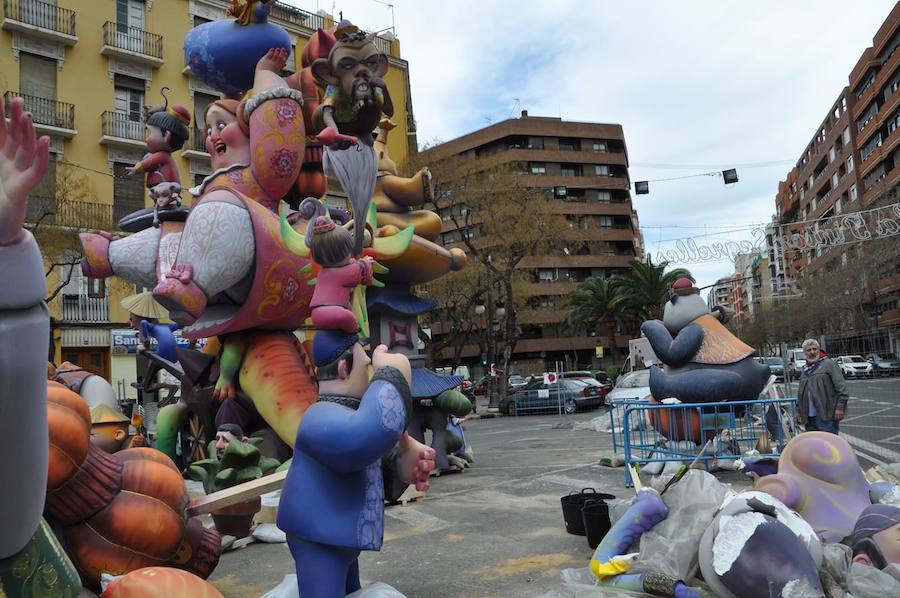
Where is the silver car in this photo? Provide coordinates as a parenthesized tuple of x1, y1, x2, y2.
(866, 353, 900, 376)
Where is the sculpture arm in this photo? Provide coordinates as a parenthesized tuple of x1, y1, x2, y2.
(641, 320, 703, 367)
(246, 88, 305, 202)
(133, 152, 172, 175)
(0, 230, 49, 559)
(297, 367, 410, 473)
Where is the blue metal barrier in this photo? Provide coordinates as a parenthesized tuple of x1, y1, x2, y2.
(621, 397, 798, 487)
(608, 399, 653, 453)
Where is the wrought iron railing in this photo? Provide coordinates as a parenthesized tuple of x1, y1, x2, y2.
(25, 196, 115, 229)
(102, 20, 162, 59)
(190, 127, 209, 153)
(101, 110, 144, 142)
(3, 91, 74, 130)
(269, 1, 324, 30)
(2, 0, 76, 36)
(61, 294, 108, 322)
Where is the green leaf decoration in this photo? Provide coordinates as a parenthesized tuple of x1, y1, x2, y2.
(435, 389, 473, 417)
(276, 458, 293, 473)
(259, 457, 281, 476)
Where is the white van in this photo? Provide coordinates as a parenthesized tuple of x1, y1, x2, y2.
(787, 348, 806, 378)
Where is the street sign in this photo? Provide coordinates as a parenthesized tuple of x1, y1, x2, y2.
(595, 346, 604, 358)
(543, 371, 558, 385)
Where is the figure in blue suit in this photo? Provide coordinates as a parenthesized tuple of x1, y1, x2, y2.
(277, 330, 435, 597)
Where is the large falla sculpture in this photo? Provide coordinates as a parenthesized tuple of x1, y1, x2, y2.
(74, 6, 462, 594)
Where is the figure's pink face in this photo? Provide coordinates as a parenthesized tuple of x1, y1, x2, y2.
(205, 105, 250, 171)
(145, 124, 169, 153)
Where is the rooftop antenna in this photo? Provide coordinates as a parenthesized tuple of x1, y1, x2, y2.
(508, 97, 520, 119)
(371, 0, 395, 34)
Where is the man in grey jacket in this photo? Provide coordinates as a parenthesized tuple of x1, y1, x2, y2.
(797, 338, 848, 434)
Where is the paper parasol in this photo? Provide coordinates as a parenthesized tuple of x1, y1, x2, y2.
(121, 292, 170, 320)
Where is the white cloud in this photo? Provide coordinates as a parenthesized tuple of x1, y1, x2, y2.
(285, 0, 896, 288)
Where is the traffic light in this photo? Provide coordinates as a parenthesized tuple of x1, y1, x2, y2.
(481, 354, 488, 366)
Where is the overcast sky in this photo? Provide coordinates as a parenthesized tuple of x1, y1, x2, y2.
(287, 0, 897, 292)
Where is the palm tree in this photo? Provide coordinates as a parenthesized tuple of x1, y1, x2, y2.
(563, 275, 629, 362)
(613, 257, 692, 322)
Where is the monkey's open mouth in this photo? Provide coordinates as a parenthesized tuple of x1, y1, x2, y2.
(355, 81, 370, 95)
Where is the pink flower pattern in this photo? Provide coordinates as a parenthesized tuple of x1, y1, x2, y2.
(270, 149, 298, 178)
(274, 100, 298, 126)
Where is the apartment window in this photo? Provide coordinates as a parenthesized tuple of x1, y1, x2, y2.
(441, 230, 462, 244)
(888, 72, 900, 100)
(193, 15, 211, 27)
(860, 133, 882, 161)
(857, 101, 878, 132)
(116, 0, 145, 31)
(863, 164, 886, 190)
(591, 164, 609, 176)
(596, 190, 611, 202)
(828, 147, 836, 162)
(842, 127, 851, 146)
(592, 141, 607, 152)
(538, 268, 557, 282)
(193, 91, 217, 148)
(889, 110, 900, 135)
(554, 186, 567, 198)
(19, 52, 57, 101)
(811, 197, 817, 212)
(847, 155, 854, 173)
(850, 183, 858, 201)
(559, 139, 579, 151)
(835, 196, 843, 214)
(529, 163, 547, 175)
(855, 69, 877, 99)
(831, 172, 839, 188)
(527, 137, 544, 150)
(113, 162, 145, 222)
(598, 216, 613, 228)
(560, 165, 581, 177)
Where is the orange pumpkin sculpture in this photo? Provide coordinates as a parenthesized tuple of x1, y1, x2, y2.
(101, 566, 224, 598)
(45, 385, 221, 589)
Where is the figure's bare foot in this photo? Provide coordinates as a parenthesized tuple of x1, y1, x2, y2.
(213, 377, 237, 402)
(256, 47, 288, 74)
(397, 432, 436, 492)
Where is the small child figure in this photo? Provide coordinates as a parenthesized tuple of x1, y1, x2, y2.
(308, 215, 374, 333)
(125, 93, 191, 227)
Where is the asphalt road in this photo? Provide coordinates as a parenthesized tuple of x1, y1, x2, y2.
(805, 376, 900, 466)
(208, 404, 758, 597)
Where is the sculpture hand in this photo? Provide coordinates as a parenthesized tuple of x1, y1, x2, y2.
(397, 432, 436, 492)
(371, 344, 411, 386)
(0, 97, 50, 245)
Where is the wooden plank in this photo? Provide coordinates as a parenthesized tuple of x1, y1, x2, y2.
(187, 470, 288, 517)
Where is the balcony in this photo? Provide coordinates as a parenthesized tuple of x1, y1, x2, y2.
(1, 0, 77, 45)
(268, 1, 325, 30)
(99, 111, 146, 149)
(3, 91, 75, 137)
(25, 196, 115, 229)
(100, 21, 162, 67)
(61, 294, 108, 323)
(182, 128, 210, 161)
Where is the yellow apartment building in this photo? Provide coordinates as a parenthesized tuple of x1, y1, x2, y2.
(0, 0, 416, 394)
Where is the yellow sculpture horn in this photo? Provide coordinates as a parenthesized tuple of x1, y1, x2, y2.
(280, 213, 309, 258)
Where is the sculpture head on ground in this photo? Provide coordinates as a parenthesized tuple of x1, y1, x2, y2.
(852, 504, 900, 569)
(756, 431, 871, 542)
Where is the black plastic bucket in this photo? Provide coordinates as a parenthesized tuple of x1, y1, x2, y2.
(561, 488, 609, 535)
(582, 496, 615, 549)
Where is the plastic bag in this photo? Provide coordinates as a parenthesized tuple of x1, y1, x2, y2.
(252, 523, 286, 543)
(631, 470, 730, 579)
(846, 562, 900, 598)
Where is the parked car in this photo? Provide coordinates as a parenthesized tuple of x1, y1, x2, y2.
(560, 370, 594, 379)
(866, 353, 900, 376)
(605, 369, 652, 405)
(563, 375, 611, 400)
(835, 355, 874, 378)
(507, 374, 529, 392)
(754, 356, 785, 382)
(592, 370, 614, 393)
(499, 379, 604, 415)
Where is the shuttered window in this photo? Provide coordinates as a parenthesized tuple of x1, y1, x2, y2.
(113, 162, 146, 222)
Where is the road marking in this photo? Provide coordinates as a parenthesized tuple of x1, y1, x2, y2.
(385, 507, 450, 531)
(856, 398, 874, 402)
(876, 402, 895, 407)
(841, 432, 900, 465)
(477, 425, 555, 436)
(842, 407, 893, 423)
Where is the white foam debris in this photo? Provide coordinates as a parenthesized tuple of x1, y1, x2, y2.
(713, 511, 767, 576)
